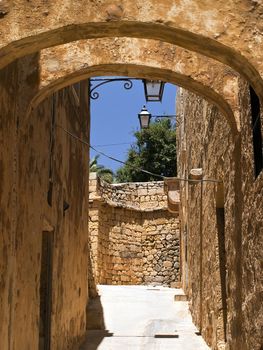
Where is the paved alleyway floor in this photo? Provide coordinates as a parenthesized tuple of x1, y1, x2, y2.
(80, 285, 210, 350)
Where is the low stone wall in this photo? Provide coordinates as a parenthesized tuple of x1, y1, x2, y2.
(89, 174, 180, 287)
(97, 177, 167, 211)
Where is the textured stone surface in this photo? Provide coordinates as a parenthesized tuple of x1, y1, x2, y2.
(97, 177, 167, 211)
(0, 65, 90, 349)
(33, 38, 239, 134)
(0, 59, 18, 350)
(176, 83, 263, 350)
(0, 3, 262, 350)
(0, 0, 263, 102)
(89, 174, 180, 287)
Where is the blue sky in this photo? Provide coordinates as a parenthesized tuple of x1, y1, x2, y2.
(90, 77, 177, 173)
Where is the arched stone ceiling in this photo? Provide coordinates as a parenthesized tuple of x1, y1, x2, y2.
(28, 38, 240, 135)
(0, 1, 262, 100)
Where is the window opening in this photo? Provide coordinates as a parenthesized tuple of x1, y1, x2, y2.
(249, 86, 263, 178)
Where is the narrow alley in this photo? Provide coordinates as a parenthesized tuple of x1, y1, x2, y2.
(0, 2, 262, 350)
(81, 285, 210, 350)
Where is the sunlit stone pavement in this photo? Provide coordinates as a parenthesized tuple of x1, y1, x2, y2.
(80, 285, 210, 350)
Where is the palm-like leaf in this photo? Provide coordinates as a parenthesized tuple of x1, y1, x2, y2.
(89, 155, 114, 183)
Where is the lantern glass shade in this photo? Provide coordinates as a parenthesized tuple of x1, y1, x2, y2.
(138, 106, 151, 129)
(143, 80, 165, 102)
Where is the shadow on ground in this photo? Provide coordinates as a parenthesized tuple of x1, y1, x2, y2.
(80, 295, 111, 350)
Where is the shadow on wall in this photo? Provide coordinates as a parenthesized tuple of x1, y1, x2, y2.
(88, 244, 98, 299)
(216, 183, 227, 343)
(86, 295, 106, 331)
(81, 295, 112, 350)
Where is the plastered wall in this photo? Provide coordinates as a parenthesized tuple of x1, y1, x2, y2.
(0, 59, 90, 350)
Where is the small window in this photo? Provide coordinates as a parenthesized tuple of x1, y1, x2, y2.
(249, 86, 263, 178)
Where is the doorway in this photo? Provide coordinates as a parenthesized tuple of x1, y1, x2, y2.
(39, 230, 54, 350)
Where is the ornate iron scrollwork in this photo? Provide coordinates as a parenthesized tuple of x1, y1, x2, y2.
(90, 78, 134, 100)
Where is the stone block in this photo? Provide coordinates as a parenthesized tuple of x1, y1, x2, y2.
(163, 261, 173, 268)
(170, 281, 182, 289)
(174, 294, 188, 302)
(138, 189, 148, 196)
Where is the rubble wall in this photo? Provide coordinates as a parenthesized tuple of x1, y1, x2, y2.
(89, 176, 180, 287)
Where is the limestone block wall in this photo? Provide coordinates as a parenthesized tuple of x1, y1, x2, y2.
(98, 178, 167, 210)
(141, 212, 180, 285)
(176, 83, 263, 350)
(96, 205, 143, 285)
(89, 175, 180, 287)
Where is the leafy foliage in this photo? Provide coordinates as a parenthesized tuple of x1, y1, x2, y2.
(116, 119, 176, 182)
(89, 155, 114, 183)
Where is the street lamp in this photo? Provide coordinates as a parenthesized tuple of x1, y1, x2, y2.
(138, 105, 177, 129)
(143, 80, 165, 102)
(90, 78, 165, 102)
(138, 106, 152, 129)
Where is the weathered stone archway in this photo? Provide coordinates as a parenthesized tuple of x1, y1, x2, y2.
(0, 3, 262, 350)
(29, 38, 240, 135)
(27, 37, 245, 350)
(0, 1, 263, 99)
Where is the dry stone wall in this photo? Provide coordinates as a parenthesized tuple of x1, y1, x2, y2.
(98, 178, 167, 211)
(89, 174, 180, 288)
(141, 212, 180, 285)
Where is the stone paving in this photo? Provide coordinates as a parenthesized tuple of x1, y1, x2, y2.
(80, 285, 210, 350)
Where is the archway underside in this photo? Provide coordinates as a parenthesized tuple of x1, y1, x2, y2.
(30, 38, 240, 135)
(0, 9, 263, 101)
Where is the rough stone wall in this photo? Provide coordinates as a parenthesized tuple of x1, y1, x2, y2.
(37, 37, 239, 133)
(98, 178, 167, 210)
(177, 83, 263, 350)
(238, 81, 263, 350)
(0, 58, 90, 350)
(89, 175, 180, 287)
(141, 211, 180, 286)
(1, 0, 263, 96)
(96, 204, 143, 285)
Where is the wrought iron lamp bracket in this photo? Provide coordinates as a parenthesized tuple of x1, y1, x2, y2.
(90, 78, 139, 100)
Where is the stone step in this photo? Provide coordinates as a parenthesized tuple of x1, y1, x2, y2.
(174, 294, 188, 301)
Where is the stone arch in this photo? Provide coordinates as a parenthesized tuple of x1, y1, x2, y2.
(0, 1, 263, 99)
(28, 38, 239, 135)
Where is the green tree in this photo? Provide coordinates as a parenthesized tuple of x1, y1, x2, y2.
(116, 119, 176, 182)
(89, 155, 114, 183)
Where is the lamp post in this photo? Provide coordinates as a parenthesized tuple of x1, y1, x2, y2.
(138, 105, 178, 129)
(90, 78, 165, 102)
